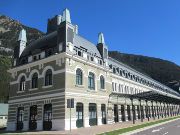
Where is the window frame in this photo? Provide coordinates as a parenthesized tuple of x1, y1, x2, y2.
(100, 75, 105, 90)
(45, 69, 53, 86)
(88, 72, 95, 90)
(76, 68, 83, 85)
(31, 72, 38, 89)
(19, 76, 26, 91)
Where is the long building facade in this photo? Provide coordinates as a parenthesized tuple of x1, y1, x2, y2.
(7, 9, 180, 131)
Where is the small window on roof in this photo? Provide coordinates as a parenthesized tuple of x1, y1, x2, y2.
(78, 51, 82, 56)
(33, 56, 37, 61)
(113, 67, 116, 73)
(91, 56, 93, 61)
(99, 60, 102, 65)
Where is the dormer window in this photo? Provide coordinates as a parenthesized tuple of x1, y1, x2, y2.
(116, 68, 119, 73)
(99, 60, 102, 65)
(90, 57, 93, 61)
(78, 51, 82, 56)
(113, 67, 116, 73)
(33, 56, 37, 61)
(46, 48, 53, 57)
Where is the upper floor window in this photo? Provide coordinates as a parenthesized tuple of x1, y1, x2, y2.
(20, 76, 26, 91)
(113, 68, 116, 73)
(45, 69, 52, 86)
(32, 73, 38, 89)
(76, 68, 83, 85)
(88, 72, 95, 90)
(78, 51, 82, 56)
(100, 75, 105, 89)
(90, 57, 94, 61)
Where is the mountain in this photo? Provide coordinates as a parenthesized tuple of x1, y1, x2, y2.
(0, 15, 44, 102)
(0, 15, 179, 102)
(109, 51, 180, 92)
(0, 15, 44, 56)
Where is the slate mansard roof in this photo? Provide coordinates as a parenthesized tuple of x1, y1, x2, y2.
(21, 31, 57, 57)
(20, 31, 101, 58)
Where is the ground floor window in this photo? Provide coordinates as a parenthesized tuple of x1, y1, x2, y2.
(137, 105, 140, 119)
(154, 106, 157, 117)
(17, 107, 24, 130)
(121, 105, 125, 121)
(140, 106, 144, 119)
(89, 103, 97, 126)
(148, 106, 151, 118)
(101, 104, 106, 124)
(29, 105, 37, 130)
(76, 103, 83, 128)
(127, 105, 131, 121)
(145, 106, 148, 118)
(114, 104, 119, 122)
(43, 104, 52, 130)
(132, 105, 136, 120)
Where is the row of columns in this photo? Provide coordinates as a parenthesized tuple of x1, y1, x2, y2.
(113, 101, 180, 124)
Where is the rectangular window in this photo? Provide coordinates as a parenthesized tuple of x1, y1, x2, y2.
(112, 82, 114, 91)
(115, 83, 117, 92)
(119, 84, 121, 93)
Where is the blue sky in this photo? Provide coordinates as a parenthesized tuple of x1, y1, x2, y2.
(1, 0, 180, 65)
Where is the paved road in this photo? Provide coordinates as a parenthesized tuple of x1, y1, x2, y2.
(132, 119, 180, 135)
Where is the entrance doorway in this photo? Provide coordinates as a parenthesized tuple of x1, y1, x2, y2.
(101, 104, 106, 124)
(121, 105, 125, 121)
(114, 104, 119, 122)
(127, 105, 131, 121)
(17, 107, 24, 130)
(76, 103, 83, 128)
(137, 105, 140, 119)
(29, 105, 37, 130)
(89, 103, 97, 126)
(43, 104, 52, 130)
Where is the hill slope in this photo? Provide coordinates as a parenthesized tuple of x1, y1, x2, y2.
(109, 51, 180, 92)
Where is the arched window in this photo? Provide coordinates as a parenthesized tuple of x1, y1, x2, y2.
(45, 69, 52, 86)
(88, 72, 95, 90)
(20, 76, 25, 91)
(32, 73, 38, 89)
(100, 75, 105, 89)
(76, 68, 83, 85)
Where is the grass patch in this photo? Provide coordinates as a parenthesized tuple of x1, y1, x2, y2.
(99, 116, 180, 135)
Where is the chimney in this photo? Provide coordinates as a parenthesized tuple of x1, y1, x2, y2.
(97, 32, 108, 60)
(98, 32, 105, 44)
(47, 15, 62, 33)
(18, 29, 27, 57)
(18, 29, 27, 43)
(62, 8, 71, 23)
(57, 15, 62, 25)
(75, 25, 78, 34)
